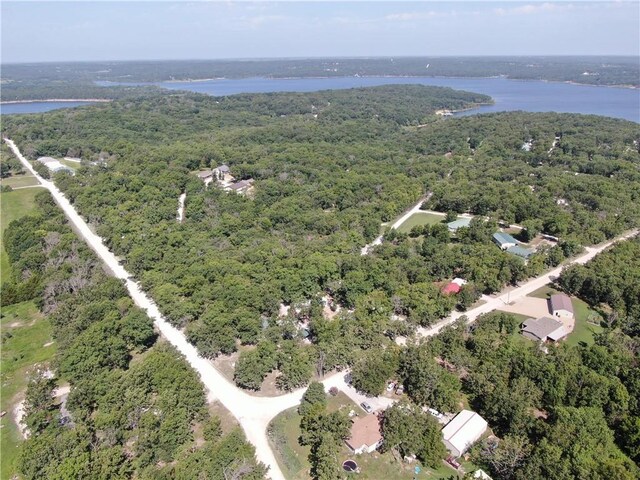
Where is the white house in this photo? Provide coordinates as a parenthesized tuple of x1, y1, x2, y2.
(37, 157, 74, 175)
(441, 410, 488, 457)
(549, 294, 574, 319)
(345, 414, 383, 454)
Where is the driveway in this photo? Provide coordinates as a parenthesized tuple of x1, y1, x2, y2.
(500, 297, 550, 319)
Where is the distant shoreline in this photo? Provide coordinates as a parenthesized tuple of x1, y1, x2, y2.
(0, 98, 112, 105)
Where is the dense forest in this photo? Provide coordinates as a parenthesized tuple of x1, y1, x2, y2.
(2, 87, 639, 395)
(1, 56, 638, 101)
(2, 190, 265, 479)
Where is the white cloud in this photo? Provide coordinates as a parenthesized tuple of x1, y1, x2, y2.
(384, 11, 440, 22)
(494, 2, 575, 16)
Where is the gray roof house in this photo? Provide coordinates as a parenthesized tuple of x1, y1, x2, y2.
(521, 317, 568, 342)
(493, 232, 519, 250)
(447, 217, 472, 232)
(549, 294, 574, 318)
(506, 245, 534, 260)
(228, 179, 254, 193)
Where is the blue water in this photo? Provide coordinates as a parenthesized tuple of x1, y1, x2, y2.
(4, 77, 639, 121)
(0, 101, 95, 115)
(98, 76, 640, 122)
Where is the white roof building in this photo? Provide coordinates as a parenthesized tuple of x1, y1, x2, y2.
(441, 410, 488, 457)
(37, 157, 74, 175)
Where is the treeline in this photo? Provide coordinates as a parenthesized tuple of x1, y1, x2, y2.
(3, 56, 638, 86)
(0, 141, 24, 179)
(3, 190, 265, 479)
(559, 236, 640, 333)
(1, 90, 638, 391)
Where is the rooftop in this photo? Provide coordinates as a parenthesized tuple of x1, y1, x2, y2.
(506, 245, 534, 259)
(441, 409, 488, 456)
(522, 316, 568, 341)
(447, 217, 472, 230)
(346, 414, 382, 450)
(493, 232, 518, 245)
(550, 293, 574, 314)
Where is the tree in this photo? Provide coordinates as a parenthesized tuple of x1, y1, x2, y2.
(299, 381, 327, 417)
(351, 348, 399, 396)
(310, 432, 341, 480)
(23, 371, 57, 434)
(478, 435, 531, 480)
(381, 402, 447, 468)
(400, 345, 461, 411)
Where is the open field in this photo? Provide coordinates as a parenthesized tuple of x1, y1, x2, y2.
(1, 187, 41, 278)
(0, 174, 40, 189)
(1, 187, 55, 480)
(1, 301, 56, 480)
(396, 211, 446, 233)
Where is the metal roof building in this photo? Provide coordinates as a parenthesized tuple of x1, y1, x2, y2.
(441, 410, 488, 457)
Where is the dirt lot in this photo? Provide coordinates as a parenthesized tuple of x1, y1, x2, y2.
(500, 296, 550, 318)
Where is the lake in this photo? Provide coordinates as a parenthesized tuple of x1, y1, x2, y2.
(98, 76, 640, 122)
(5, 77, 640, 121)
(0, 101, 96, 115)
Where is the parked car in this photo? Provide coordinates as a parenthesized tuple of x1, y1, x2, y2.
(427, 407, 443, 419)
(386, 381, 395, 392)
(446, 456, 461, 469)
(395, 385, 404, 395)
(344, 372, 352, 384)
(360, 402, 373, 413)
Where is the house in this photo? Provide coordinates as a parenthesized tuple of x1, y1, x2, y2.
(521, 316, 568, 342)
(492, 232, 518, 250)
(442, 282, 462, 295)
(473, 470, 493, 480)
(346, 414, 383, 454)
(197, 170, 213, 180)
(228, 179, 254, 194)
(447, 217, 472, 232)
(549, 294, 574, 318)
(441, 410, 487, 457)
(37, 157, 74, 175)
(213, 164, 231, 180)
(506, 245, 534, 260)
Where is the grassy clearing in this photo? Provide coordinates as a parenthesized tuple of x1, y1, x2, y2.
(527, 285, 603, 346)
(1, 302, 56, 480)
(0, 175, 40, 189)
(58, 158, 80, 170)
(1, 189, 54, 480)
(396, 212, 446, 234)
(1, 188, 41, 279)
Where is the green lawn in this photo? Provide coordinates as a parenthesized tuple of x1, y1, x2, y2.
(396, 212, 447, 234)
(1, 188, 41, 279)
(528, 285, 604, 346)
(1, 302, 56, 480)
(0, 175, 40, 189)
(1, 188, 54, 480)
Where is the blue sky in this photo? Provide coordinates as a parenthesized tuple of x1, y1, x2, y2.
(2, 1, 638, 63)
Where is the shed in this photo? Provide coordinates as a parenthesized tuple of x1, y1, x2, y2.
(346, 414, 383, 455)
(549, 294, 574, 318)
(441, 410, 487, 457)
(521, 317, 568, 342)
(492, 232, 518, 250)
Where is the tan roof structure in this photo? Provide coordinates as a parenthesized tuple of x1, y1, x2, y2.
(345, 414, 382, 453)
(521, 317, 568, 342)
